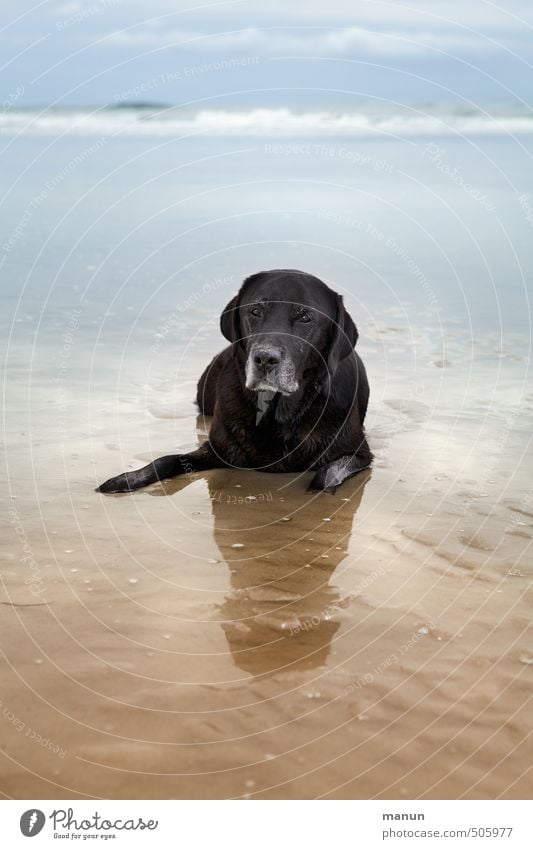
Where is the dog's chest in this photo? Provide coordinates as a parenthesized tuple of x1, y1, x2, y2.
(253, 406, 309, 467)
(255, 390, 277, 426)
(225, 389, 321, 468)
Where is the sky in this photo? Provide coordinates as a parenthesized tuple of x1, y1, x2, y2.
(1, 0, 533, 109)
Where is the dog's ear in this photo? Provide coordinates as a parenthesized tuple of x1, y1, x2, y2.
(220, 295, 241, 355)
(327, 294, 358, 376)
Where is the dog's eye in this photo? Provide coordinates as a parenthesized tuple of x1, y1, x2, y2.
(297, 311, 312, 323)
(250, 307, 262, 317)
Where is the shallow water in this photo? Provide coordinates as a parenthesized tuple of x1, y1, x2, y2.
(1, 125, 532, 798)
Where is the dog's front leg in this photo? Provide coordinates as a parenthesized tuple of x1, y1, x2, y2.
(96, 441, 222, 493)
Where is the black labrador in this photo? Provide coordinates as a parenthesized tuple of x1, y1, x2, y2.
(96, 269, 372, 494)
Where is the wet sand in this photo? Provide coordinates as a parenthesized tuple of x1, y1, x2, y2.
(1, 321, 532, 799)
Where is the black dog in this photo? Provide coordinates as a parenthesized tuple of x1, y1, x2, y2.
(96, 269, 372, 494)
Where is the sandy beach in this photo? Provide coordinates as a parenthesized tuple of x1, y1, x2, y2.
(2, 295, 532, 798)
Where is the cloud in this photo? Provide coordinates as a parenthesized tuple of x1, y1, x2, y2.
(102, 25, 506, 56)
(121, 0, 533, 30)
(54, 1, 84, 13)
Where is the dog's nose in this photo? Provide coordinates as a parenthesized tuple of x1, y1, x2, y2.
(253, 349, 280, 368)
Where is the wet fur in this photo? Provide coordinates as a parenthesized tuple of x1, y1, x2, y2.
(97, 270, 372, 494)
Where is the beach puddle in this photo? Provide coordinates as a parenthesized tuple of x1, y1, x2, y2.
(1, 371, 532, 799)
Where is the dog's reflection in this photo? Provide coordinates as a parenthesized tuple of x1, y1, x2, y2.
(150, 421, 370, 677)
(206, 471, 369, 677)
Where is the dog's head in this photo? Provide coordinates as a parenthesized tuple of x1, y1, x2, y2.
(220, 269, 358, 395)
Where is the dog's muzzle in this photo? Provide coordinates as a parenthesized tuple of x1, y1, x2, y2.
(245, 345, 299, 395)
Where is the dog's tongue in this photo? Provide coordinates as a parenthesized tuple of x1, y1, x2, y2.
(256, 389, 277, 425)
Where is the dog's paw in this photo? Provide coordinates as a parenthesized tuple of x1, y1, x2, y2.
(307, 468, 339, 494)
(95, 472, 134, 493)
(308, 458, 371, 494)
